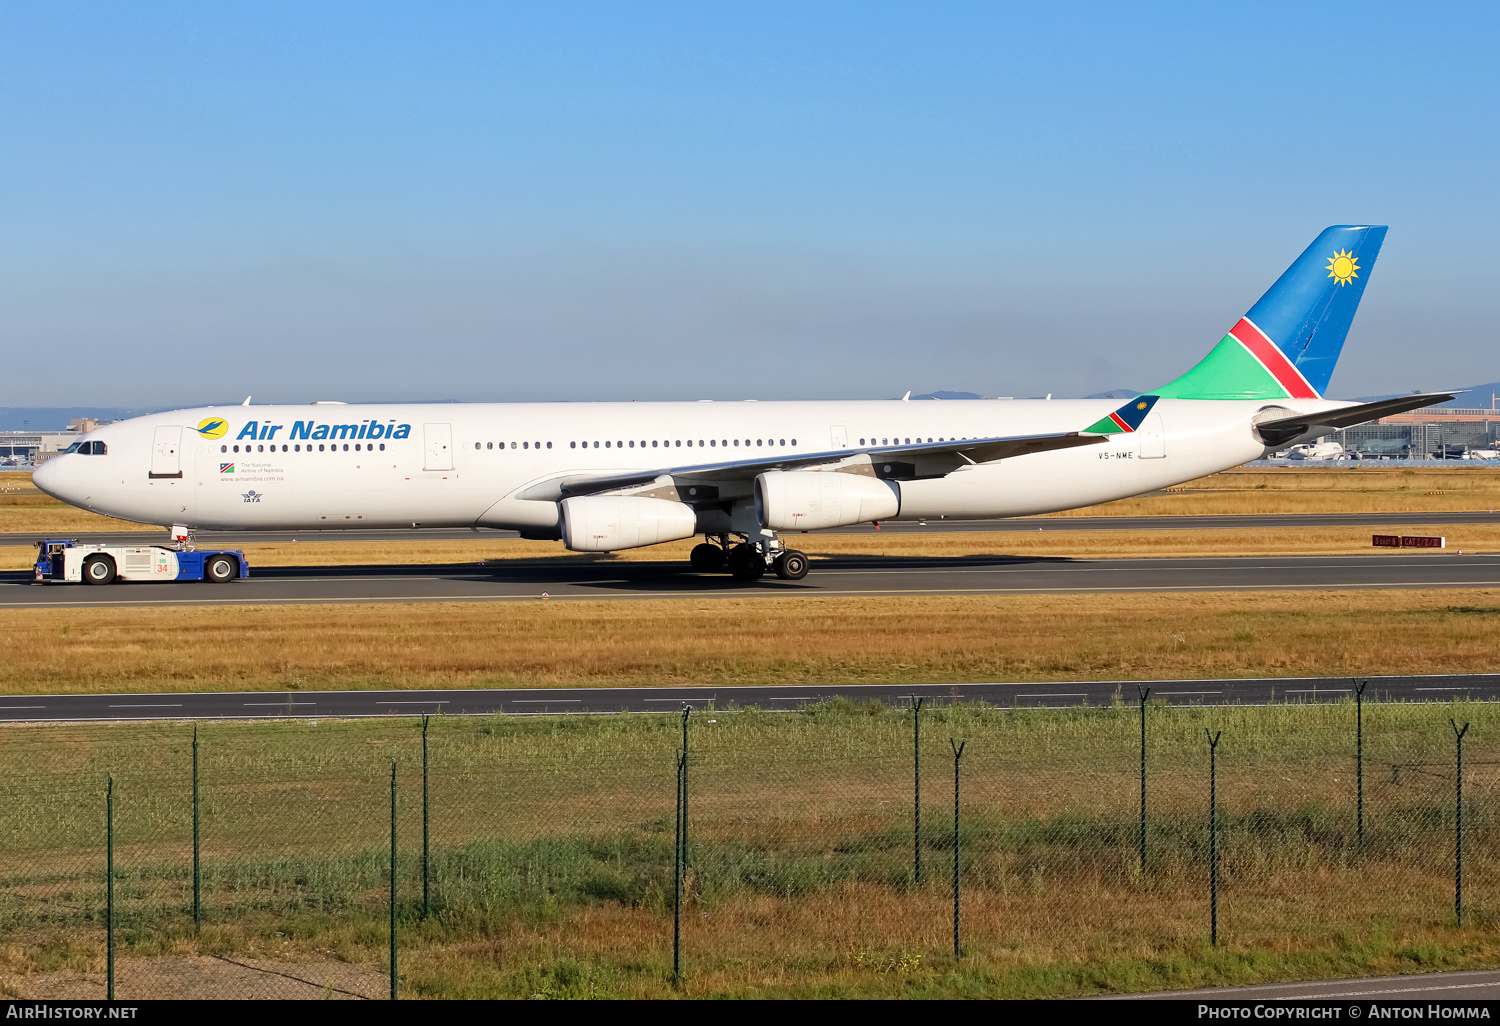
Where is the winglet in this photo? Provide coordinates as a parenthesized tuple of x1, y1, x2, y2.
(1084, 395, 1159, 435)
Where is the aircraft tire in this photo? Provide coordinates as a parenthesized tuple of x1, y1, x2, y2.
(82, 555, 116, 586)
(728, 545, 765, 582)
(689, 543, 725, 573)
(774, 550, 809, 580)
(205, 555, 239, 583)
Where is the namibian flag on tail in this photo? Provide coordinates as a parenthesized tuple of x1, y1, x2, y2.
(1149, 226, 1387, 402)
(1085, 395, 1160, 435)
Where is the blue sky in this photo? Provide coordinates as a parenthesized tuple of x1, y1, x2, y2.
(3, 2, 1496, 406)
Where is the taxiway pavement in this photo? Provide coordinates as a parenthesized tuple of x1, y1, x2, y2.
(0, 673, 1492, 722)
(4, 551, 1500, 608)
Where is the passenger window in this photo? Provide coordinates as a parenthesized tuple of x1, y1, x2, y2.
(283, 445, 288, 452)
(629, 440, 635, 447)
(652, 440, 658, 447)
(474, 442, 480, 450)
(379, 443, 386, 451)
(710, 439, 716, 446)
(675, 440, 681, 447)
(524, 442, 530, 449)
(546, 441, 552, 449)
(779, 439, 785, 446)
(221, 445, 228, 453)
(570, 441, 576, 448)
(791, 438, 796, 446)
(343, 444, 349, 451)
(318, 444, 325, 451)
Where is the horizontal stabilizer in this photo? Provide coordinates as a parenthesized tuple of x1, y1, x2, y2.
(517, 432, 1107, 501)
(1254, 391, 1460, 447)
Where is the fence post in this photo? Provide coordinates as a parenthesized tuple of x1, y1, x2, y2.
(192, 725, 201, 928)
(680, 705, 691, 868)
(913, 696, 924, 884)
(1206, 730, 1221, 947)
(421, 715, 430, 919)
(1354, 679, 1367, 848)
(1452, 719, 1469, 926)
(106, 775, 114, 1001)
(1138, 686, 1150, 870)
(673, 748, 686, 984)
(389, 760, 398, 1001)
(951, 738, 966, 959)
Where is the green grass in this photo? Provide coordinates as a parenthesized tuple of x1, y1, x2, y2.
(4, 699, 1500, 997)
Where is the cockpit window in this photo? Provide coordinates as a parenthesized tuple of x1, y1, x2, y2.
(62, 442, 81, 454)
(89, 441, 106, 455)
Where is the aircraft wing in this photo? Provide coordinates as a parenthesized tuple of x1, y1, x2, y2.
(517, 431, 1107, 501)
(1254, 391, 1461, 447)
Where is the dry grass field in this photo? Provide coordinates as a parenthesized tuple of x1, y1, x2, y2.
(5, 589, 1500, 695)
(4, 703, 1500, 998)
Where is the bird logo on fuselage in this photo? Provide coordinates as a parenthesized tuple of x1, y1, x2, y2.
(195, 418, 228, 440)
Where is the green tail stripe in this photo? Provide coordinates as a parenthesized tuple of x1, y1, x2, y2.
(1084, 414, 1126, 434)
(1154, 336, 1292, 401)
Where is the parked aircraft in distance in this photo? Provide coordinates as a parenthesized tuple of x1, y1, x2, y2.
(35, 226, 1454, 581)
(1286, 440, 1354, 461)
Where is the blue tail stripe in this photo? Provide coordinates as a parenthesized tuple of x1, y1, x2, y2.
(1243, 225, 1387, 396)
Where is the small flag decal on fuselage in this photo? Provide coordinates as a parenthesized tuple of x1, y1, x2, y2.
(1084, 395, 1160, 435)
(220, 463, 235, 473)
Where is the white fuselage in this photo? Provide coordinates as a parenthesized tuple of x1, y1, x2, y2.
(32, 397, 1334, 537)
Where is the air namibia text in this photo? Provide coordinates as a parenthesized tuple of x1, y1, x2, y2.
(234, 421, 413, 442)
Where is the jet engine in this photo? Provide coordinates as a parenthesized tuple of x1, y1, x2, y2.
(755, 471, 900, 531)
(560, 495, 698, 552)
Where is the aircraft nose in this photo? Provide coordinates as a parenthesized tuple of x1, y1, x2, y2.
(31, 456, 72, 502)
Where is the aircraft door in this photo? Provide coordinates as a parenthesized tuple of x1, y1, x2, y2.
(830, 425, 848, 449)
(423, 423, 454, 471)
(150, 426, 183, 478)
(1138, 413, 1166, 459)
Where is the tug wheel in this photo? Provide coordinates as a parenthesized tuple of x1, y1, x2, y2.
(82, 555, 116, 586)
(205, 555, 239, 583)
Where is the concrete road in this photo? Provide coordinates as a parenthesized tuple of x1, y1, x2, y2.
(5, 510, 1499, 547)
(5, 551, 1500, 609)
(0, 673, 1493, 722)
(1109, 968, 1500, 1000)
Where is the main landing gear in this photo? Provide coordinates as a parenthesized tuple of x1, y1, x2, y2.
(691, 536, 809, 582)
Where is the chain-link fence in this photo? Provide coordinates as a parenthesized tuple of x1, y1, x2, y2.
(1, 694, 1497, 999)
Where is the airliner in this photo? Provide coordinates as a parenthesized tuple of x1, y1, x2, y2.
(33, 225, 1451, 581)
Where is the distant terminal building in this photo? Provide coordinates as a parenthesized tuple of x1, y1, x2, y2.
(0, 419, 112, 467)
(1329, 405, 1500, 459)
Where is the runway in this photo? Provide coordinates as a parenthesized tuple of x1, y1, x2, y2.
(0, 673, 1494, 722)
(1108, 968, 1500, 1000)
(4, 509, 1499, 547)
(4, 550, 1500, 608)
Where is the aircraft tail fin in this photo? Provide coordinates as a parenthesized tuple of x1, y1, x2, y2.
(1154, 225, 1387, 401)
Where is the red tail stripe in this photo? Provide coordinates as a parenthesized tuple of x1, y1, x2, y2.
(1229, 318, 1320, 399)
(1108, 411, 1133, 432)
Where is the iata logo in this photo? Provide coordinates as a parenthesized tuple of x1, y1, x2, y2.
(241, 490, 263, 503)
(195, 417, 229, 440)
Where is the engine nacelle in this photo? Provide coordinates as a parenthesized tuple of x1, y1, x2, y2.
(755, 471, 900, 530)
(561, 495, 698, 552)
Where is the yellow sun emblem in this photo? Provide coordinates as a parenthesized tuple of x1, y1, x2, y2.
(1326, 249, 1360, 286)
